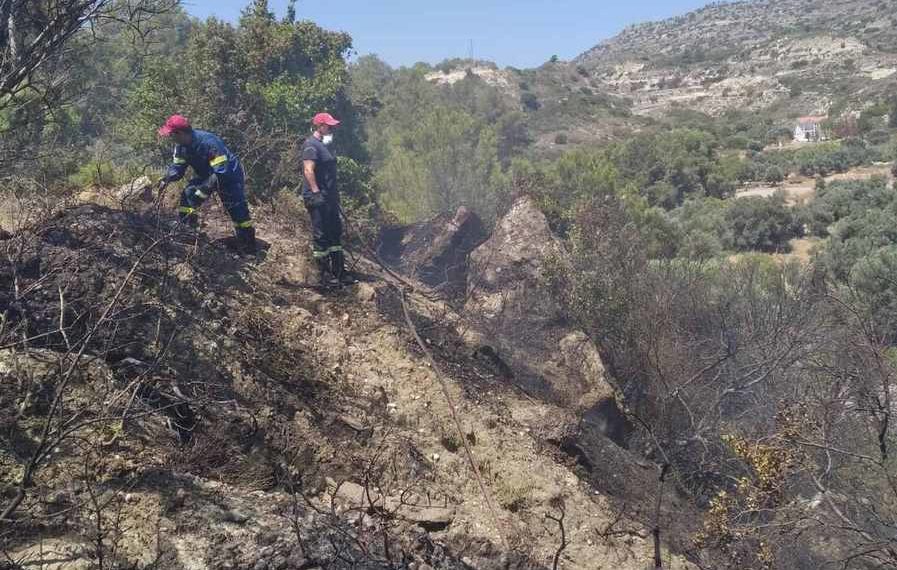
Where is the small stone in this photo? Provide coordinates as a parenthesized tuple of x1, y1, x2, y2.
(355, 282, 377, 303)
(46, 490, 72, 506)
(221, 509, 250, 524)
(272, 555, 288, 570)
(338, 414, 367, 432)
(252, 560, 268, 570)
(171, 488, 187, 509)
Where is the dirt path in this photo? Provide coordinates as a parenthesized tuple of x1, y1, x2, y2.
(735, 163, 893, 204)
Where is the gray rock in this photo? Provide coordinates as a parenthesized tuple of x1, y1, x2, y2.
(115, 176, 154, 203)
(169, 487, 188, 511)
(329, 479, 455, 530)
(354, 282, 377, 303)
(221, 508, 250, 524)
(466, 197, 565, 326)
(46, 490, 73, 506)
(461, 199, 622, 413)
(380, 206, 488, 297)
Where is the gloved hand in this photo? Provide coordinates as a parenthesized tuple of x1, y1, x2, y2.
(198, 173, 218, 193)
(185, 185, 203, 201)
(307, 191, 326, 208)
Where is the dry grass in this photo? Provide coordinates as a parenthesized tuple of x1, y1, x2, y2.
(735, 162, 894, 205)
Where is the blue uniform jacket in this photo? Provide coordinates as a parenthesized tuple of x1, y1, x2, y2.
(164, 129, 242, 186)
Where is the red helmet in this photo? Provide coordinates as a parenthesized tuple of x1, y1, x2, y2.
(158, 114, 191, 136)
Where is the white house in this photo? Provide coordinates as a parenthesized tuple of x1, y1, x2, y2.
(794, 116, 827, 142)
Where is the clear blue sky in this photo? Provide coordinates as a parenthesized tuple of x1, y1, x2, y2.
(180, 0, 712, 68)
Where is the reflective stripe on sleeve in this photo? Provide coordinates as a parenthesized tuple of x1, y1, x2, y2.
(234, 220, 254, 228)
(209, 155, 227, 167)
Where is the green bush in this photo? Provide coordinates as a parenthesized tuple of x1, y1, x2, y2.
(865, 128, 891, 146)
(849, 246, 897, 338)
(521, 92, 541, 111)
(764, 165, 785, 185)
(812, 178, 897, 282)
(374, 105, 509, 224)
(67, 160, 144, 188)
(725, 194, 801, 252)
(802, 178, 892, 237)
(611, 128, 737, 208)
(672, 197, 729, 259)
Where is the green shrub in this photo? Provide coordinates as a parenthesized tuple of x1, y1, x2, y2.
(725, 194, 801, 252)
(521, 92, 541, 111)
(764, 166, 785, 185)
(67, 160, 143, 188)
(673, 197, 729, 259)
(811, 178, 897, 278)
(849, 245, 897, 341)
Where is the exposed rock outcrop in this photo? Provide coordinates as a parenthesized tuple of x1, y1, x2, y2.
(464, 197, 621, 421)
(77, 175, 154, 207)
(379, 206, 487, 297)
(466, 197, 564, 327)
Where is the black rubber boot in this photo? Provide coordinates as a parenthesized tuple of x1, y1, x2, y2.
(330, 250, 354, 286)
(178, 212, 199, 229)
(235, 226, 257, 255)
(316, 257, 336, 288)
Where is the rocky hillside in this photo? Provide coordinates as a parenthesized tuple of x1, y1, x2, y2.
(575, 0, 897, 118)
(0, 186, 695, 569)
(422, 1, 897, 152)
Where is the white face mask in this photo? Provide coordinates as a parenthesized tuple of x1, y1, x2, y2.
(322, 134, 334, 145)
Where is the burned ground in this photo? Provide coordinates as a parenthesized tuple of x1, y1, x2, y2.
(0, 196, 694, 569)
